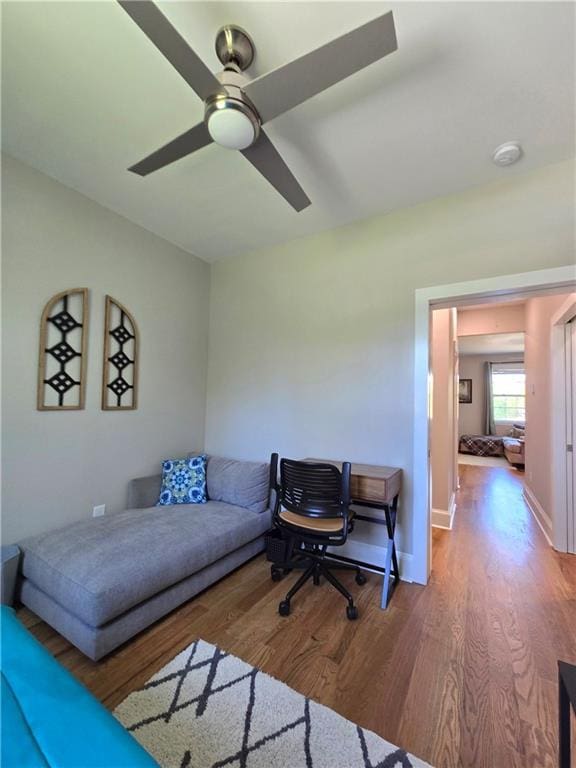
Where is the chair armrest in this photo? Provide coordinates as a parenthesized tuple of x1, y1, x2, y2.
(127, 474, 162, 509)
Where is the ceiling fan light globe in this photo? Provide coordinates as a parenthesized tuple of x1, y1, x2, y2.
(206, 101, 258, 150)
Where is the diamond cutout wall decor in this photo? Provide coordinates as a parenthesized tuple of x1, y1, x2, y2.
(102, 296, 139, 410)
(37, 288, 89, 410)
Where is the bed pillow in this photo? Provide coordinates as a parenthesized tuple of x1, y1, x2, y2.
(157, 455, 207, 506)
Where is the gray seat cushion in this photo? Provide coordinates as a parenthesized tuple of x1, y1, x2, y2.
(206, 456, 270, 513)
(19, 502, 271, 628)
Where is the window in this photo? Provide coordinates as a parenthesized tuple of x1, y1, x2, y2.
(491, 364, 525, 422)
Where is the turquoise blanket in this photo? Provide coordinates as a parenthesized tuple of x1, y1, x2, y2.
(0, 606, 158, 767)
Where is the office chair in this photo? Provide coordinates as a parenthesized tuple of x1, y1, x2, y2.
(270, 454, 366, 620)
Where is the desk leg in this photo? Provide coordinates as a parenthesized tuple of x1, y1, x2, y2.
(381, 535, 394, 610)
(385, 495, 400, 579)
(381, 495, 399, 610)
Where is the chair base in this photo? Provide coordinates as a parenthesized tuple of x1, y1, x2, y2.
(274, 558, 366, 620)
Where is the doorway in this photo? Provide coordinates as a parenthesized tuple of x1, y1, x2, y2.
(430, 302, 527, 537)
(412, 265, 576, 584)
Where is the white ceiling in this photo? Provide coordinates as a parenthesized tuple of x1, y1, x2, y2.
(2, 1, 574, 261)
(458, 332, 525, 356)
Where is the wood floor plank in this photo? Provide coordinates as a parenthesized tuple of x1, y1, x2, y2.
(16, 463, 576, 767)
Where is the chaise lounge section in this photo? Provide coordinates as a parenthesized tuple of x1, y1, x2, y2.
(17, 455, 273, 661)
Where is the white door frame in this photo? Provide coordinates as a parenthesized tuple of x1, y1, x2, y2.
(412, 265, 576, 585)
(551, 294, 576, 552)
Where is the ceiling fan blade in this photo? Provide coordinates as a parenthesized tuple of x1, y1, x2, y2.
(129, 122, 212, 176)
(117, 0, 222, 101)
(241, 130, 310, 212)
(243, 11, 397, 124)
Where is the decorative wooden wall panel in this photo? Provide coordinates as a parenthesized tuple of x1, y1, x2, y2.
(37, 288, 89, 410)
(102, 296, 139, 410)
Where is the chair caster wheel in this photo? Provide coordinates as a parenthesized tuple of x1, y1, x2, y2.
(271, 567, 282, 582)
(279, 600, 290, 616)
(346, 605, 358, 620)
(355, 572, 367, 585)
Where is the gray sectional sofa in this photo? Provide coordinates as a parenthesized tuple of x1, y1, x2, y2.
(17, 455, 273, 660)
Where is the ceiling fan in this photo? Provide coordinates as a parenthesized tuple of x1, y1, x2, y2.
(118, 1, 398, 211)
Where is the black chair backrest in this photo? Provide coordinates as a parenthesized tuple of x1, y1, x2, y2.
(278, 458, 351, 519)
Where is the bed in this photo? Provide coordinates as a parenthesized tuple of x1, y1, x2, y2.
(459, 434, 504, 457)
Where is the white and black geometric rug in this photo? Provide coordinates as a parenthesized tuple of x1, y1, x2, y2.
(114, 639, 432, 768)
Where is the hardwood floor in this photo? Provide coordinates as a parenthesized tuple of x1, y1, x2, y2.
(19, 464, 576, 767)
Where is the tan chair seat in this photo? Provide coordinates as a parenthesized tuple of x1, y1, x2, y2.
(279, 508, 351, 533)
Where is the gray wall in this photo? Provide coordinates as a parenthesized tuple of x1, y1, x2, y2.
(458, 353, 524, 437)
(205, 159, 574, 557)
(1, 155, 210, 543)
(3, 154, 574, 556)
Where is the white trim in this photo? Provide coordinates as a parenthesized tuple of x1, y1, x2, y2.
(550, 294, 576, 552)
(396, 552, 416, 583)
(431, 493, 456, 530)
(523, 485, 553, 546)
(413, 266, 576, 584)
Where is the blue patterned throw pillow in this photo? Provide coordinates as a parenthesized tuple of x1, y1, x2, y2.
(157, 455, 207, 506)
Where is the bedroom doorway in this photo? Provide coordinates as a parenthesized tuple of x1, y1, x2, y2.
(456, 302, 526, 475)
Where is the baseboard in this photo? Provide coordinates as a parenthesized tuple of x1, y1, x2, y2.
(397, 552, 415, 583)
(523, 485, 553, 545)
(431, 493, 456, 530)
(431, 509, 452, 529)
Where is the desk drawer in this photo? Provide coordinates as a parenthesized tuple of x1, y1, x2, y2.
(304, 458, 402, 506)
(351, 475, 385, 504)
(351, 471, 401, 504)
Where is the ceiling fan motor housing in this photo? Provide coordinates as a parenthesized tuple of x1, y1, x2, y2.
(118, 1, 398, 211)
(215, 24, 255, 71)
(205, 70, 261, 150)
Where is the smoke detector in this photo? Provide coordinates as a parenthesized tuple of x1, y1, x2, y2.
(492, 142, 523, 167)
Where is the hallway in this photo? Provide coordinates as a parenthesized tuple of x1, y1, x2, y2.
(428, 463, 576, 766)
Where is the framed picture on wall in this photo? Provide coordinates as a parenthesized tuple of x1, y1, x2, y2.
(459, 378, 472, 404)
